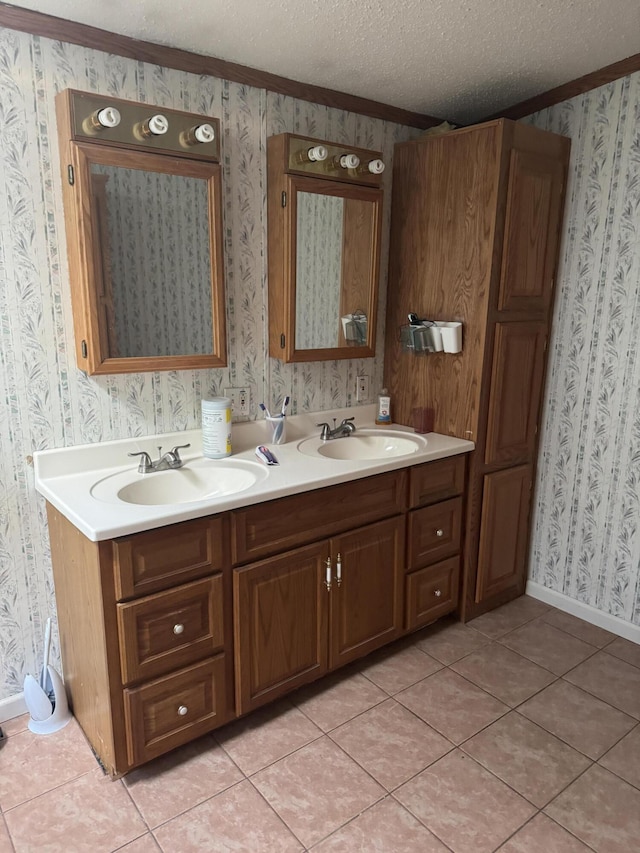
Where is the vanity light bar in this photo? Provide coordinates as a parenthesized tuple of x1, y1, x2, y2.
(286, 134, 384, 186)
(62, 89, 221, 162)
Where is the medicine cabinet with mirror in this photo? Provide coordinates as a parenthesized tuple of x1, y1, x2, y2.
(56, 89, 227, 375)
(267, 133, 383, 362)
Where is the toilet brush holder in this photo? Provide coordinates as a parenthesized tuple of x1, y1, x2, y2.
(24, 665, 72, 734)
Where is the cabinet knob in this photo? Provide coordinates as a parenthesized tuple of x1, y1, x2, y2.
(434, 589, 442, 597)
(435, 528, 444, 538)
(173, 623, 185, 635)
(177, 705, 188, 716)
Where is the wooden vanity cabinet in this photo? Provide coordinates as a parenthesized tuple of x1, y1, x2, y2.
(46, 454, 470, 772)
(384, 118, 570, 621)
(46, 507, 234, 775)
(231, 473, 406, 714)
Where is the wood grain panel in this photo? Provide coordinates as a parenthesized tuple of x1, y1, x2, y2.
(475, 465, 533, 603)
(45, 504, 126, 775)
(384, 121, 504, 439)
(233, 543, 329, 714)
(123, 655, 227, 766)
(113, 515, 227, 600)
(117, 576, 224, 685)
(231, 470, 407, 564)
(409, 455, 466, 507)
(405, 557, 460, 630)
(498, 150, 565, 313)
(485, 323, 547, 466)
(407, 498, 463, 570)
(329, 517, 404, 669)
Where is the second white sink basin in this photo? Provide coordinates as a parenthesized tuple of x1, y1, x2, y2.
(91, 458, 267, 506)
(297, 429, 426, 461)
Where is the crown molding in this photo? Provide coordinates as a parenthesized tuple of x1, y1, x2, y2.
(0, 2, 443, 130)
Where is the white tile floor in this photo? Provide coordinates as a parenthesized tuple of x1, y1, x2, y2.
(1, 595, 639, 852)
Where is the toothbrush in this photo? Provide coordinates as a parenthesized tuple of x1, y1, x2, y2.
(259, 402, 272, 418)
(280, 395, 290, 416)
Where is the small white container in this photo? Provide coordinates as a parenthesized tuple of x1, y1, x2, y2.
(202, 397, 232, 458)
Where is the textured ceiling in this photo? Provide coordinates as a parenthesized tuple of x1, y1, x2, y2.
(9, 0, 640, 123)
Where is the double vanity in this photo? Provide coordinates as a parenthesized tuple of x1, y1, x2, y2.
(35, 407, 472, 776)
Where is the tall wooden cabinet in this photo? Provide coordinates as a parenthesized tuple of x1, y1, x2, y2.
(384, 118, 570, 621)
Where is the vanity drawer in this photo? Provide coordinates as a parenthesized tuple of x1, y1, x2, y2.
(407, 497, 462, 570)
(117, 576, 224, 685)
(113, 516, 227, 600)
(406, 557, 460, 630)
(409, 455, 466, 508)
(123, 655, 227, 767)
(231, 470, 407, 565)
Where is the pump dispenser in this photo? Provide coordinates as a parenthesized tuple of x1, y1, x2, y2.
(375, 388, 392, 425)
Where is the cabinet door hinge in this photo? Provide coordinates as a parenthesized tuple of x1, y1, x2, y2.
(281, 190, 287, 207)
(67, 164, 75, 185)
(280, 333, 285, 349)
(81, 339, 88, 358)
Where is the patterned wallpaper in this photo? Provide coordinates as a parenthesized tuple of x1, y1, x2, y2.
(526, 71, 640, 627)
(0, 27, 415, 701)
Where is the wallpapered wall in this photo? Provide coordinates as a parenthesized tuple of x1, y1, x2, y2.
(0, 27, 415, 701)
(526, 70, 640, 626)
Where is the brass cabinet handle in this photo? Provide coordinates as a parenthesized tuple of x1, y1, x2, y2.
(173, 623, 185, 635)
(325, 557, 332, 592)
(435, 528, 444, 538)
(336, 552, 342, 586)
(177, 705, 188, 716)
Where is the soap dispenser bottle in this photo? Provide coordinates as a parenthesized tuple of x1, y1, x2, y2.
(375, 388, 392, 425)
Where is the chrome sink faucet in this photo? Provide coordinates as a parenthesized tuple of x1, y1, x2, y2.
(128, 444, 191, 474)
(317, 418, 356, 441)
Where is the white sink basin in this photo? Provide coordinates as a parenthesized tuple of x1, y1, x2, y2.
(297, 429, 427, 461)
(90, 458, 267, 506)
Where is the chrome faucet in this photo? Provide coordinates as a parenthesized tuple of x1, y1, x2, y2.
(317, 418, 356, 441)
(128, 444, 191, 474)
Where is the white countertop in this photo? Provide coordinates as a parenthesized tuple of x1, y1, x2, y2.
(33, 405, 474, 541)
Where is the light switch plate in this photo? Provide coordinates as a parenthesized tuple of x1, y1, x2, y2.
(224, 387, 250, 417)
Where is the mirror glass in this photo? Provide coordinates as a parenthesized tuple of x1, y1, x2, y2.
(294, 189, 377, 351)
(90, 163, 214, 359)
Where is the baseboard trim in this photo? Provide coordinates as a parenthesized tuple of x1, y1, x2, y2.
(0, 692, 27, 724)
(526, 581, 640, 644)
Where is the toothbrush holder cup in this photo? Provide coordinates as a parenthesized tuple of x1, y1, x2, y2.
(266, 415, 286, 445)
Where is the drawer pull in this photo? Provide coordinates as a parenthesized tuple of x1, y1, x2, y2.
(325, 557, 332, 592)
(173, 623, 185, 635)
(336, 552, 342, 587)
(177, 704, 189, 716)
(434, 589, 442, 597)
(435, 528, 444, 538)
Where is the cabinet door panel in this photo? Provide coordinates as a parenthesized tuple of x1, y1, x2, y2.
(498, 149, 564, 313)
(409, 455, 466, 508)
(123, 655, 226, 767)
(233, 543, 329, 714)
(407, 497, 462, 570)
(330, 517, 404, 669)
(117, 576, 224, 685)
(406, 557, 460, 630)
(113, 516, 226, 600)
(231, 470, 406, 565)
(485, 322, 547, 466)
(475, 465, 533, 603)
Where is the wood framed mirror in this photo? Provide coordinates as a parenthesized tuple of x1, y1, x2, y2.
(268, 134, 383, 363)
(56, 90, 226, 375)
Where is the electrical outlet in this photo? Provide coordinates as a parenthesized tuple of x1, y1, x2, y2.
(224, 387, 250, 417)
(356, 374, 369, 402)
